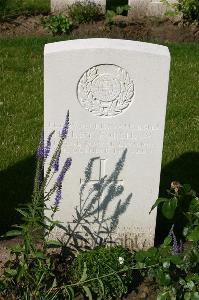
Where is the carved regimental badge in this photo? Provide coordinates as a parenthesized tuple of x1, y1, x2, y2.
(77, 64, 134, 117)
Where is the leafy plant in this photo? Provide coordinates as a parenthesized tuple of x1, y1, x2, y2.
(0, 111, 133, 299)
(136, 182, 199, 299)
(67, 0, 103, 24)
(151, 182, 199, 242)
(105, 5, 131, 26)
(43, 15, 73, 35)
(0, 111, 73, 299)
(135, 234, 199, 299)
(161, 0, 199, 24)
(177, 0, 199, 24)
(71, 245, 134, 299)
(105, 9, 117, 26)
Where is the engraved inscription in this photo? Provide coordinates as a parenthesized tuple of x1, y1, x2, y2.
(77, 64, 134, 117)
(47, 122, 161, 156)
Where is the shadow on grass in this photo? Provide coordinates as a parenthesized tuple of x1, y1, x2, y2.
(155, 151, 199, 246)
(0, 155, 36, 236)
(0, 151, 198, 245)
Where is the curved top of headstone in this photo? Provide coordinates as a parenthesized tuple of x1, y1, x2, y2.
(44, 38, 170, 58)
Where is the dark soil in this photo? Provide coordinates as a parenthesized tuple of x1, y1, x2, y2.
(0, 15, 49, 37)
(0, 14, 198, 42)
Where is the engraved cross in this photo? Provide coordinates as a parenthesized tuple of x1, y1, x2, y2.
(80, 158, 123, 184)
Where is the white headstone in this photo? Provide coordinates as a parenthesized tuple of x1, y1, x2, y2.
(44, 39, 170, 249)
(51, 0, 106, 12)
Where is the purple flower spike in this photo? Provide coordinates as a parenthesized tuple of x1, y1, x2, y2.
(44, 131, 54, 159)
(57, 157, 72, 186)
(54, 185, 62, 207)
(53, 149, 61, 172)
(37, 131, 44, 159)
(169, 228, 182, 255)
(61, 111, 69, 139)
(171, 232, 178, 255)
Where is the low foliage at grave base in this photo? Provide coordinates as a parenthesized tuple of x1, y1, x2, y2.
(0, 114, 199, 299)
(1, 181, 199, 299)
(71, 246, 134, 299)
(136, 183, 199, 300)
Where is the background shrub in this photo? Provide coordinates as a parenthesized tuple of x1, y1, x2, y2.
(43, 15, 73, 35)
(67, 0, 103, 24)
(71, 246, 134, 299)
(0, 0, 50, 21)
(177, 0, 199, 24)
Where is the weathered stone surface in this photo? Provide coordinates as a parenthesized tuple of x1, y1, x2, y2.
(44, 39, 170, 249)
(129, 0, 178, 17)
(51, 0, 106, 12)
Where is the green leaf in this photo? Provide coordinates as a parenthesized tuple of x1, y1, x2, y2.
(5, 268, 17, 276)
(190, 198, 199, 212)
(149, 198, 168, 213)
(34, 251, 45, 259)
(0, 280, 5, 291)
(163, 236, 172, 246)
(64, 286, 75, 299)
(15, 208, 29, 218)
(135, 248, 157, 263)
(157, 290, 171, 300)
(80, 262, 88, 282)
(184, 292, 191, 300)
(183, 184, 192, 193)
(10, 244, 24, 253)
(187, 226, 199, 242)
(157, 269, 171, 286)
(3, 230, 22, 237)
(98, 278, 105, 296)
(191, 292, 199, 300)
(46, 240, 62, 248)
(83, 286, 92, 300)
(170, 255, 183, 266)
(162, 198, 177, 219)
(187, 273, 199, 282)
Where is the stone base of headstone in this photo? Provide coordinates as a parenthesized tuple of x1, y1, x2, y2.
(49, 227, 155, 250)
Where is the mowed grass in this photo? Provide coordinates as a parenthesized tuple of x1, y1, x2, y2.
(0, 0, 50, 20)
(0, 37, 198, 233)
(160, 43, 199, 195)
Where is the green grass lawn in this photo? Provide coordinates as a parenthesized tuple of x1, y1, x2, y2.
(0, 37, 198, 235)
(0, 0, 50, 20)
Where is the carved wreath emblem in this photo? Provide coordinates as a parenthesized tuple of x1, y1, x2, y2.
(77, 64, 134, 117)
